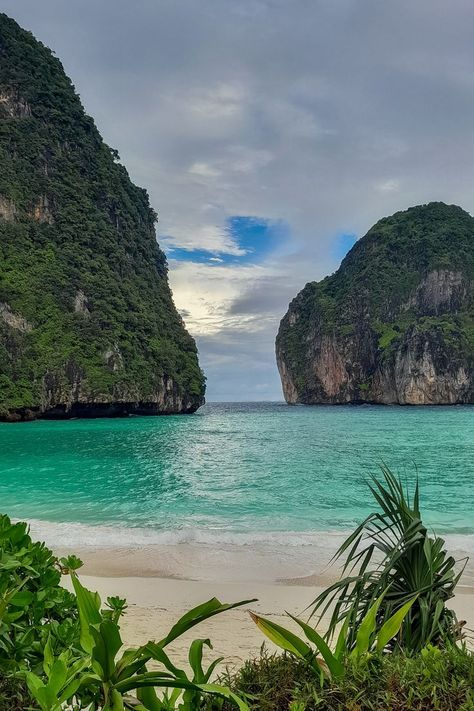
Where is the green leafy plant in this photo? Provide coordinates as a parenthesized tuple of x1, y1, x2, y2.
(215, 643, 474, 711)
(0, 517, 253, 710)
(25, 568, 253, 710)
(0, 516, 79, 673)
(250, 590, 416, 682)
(310, 466, 464, 653)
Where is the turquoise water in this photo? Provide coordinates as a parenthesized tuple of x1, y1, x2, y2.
(0, 403, 473, 543)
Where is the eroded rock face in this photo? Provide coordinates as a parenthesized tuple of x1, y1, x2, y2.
(0, 195, 16, 221)
(34, 368, 201, 420)
(74, 290, 90, 315)
(30, 195, 54, 224)
(277, 203, 474, 405)
(0, 303, 32, 333)
(0, 89, 30, 118)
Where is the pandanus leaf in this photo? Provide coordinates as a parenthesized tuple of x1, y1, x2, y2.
(249, 612, 313, 660)
(376, 596, 418, 652)
(351, 591, 385, 659)
(286, 613, 344, 678)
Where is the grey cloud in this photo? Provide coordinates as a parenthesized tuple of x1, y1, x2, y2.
(228, 275, 301, 317)
(5, 0, 474, 399)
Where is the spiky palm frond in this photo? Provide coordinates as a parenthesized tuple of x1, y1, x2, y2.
(310, 465, 465, 653)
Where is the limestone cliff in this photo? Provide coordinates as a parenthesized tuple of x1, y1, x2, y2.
(277, 203, 474, 405)
(0, 14, 205, 420)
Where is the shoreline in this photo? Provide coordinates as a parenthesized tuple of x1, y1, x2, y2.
(26, 519, 474, 665)
(27, 518, 474, 586)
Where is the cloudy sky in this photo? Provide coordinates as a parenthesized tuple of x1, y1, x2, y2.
(5, 1, 474, 400)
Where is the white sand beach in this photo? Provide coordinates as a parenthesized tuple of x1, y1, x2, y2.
(56, 544, 474, 669)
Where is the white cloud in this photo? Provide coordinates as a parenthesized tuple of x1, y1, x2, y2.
(189, 162, 221, 178)
(168, 261, 279, 336)
(162, 223, 247, 255)
(187, 82, 247, 119)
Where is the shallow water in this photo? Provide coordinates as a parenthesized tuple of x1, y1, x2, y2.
(0, 402, 472, 544)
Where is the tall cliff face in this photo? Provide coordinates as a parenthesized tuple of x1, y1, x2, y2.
(277, 203, 474, 405)
(0, 14, 205, 420)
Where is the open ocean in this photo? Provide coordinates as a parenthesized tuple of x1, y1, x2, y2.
(0, 402, 473, 580)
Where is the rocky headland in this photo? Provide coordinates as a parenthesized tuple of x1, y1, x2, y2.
(277, 202, 474, 405)
(0, 14, 205, 420)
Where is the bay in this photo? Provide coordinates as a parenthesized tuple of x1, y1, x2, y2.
(0, 402, 472, 539)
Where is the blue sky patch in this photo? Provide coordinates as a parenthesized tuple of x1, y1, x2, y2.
(166, 216, 288, 265)
(332, 232, 357, 261)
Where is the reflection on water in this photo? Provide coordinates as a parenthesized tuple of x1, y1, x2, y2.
(0, 403, 472, 539)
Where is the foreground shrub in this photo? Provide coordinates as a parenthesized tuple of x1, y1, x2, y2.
(250, 589, 417, 683)
(0, 515, 79, 673)
(311, 466, 464, 653)
(218, 645, 474, 711)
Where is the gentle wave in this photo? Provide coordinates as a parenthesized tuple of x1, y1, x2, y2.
(25, 518, 348, 549)
(25, 517, 474, 560)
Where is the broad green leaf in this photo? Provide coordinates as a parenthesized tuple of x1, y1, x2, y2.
(110, 688, 125, 710)
(10, 590, 34, 607)
(144, 641, 186, 678)
(334, 615, 350, 662)
(91, 619, 123, 681)
(48, 657, 68, 696)
(43, 636, 54, 676)
(115, 671, 181, 693)
(199, 683, 250, 711)
(25, 671, 44, 696)
(249, 612, 313, 659)
(115, 648, 150, 681)
(137, 686, 165, 711)
(202, 656, 224, 683)
(376, 596, 418, 652)
(71, 572, 102, 654)
(189, 638, 211, 682)
(287, 613, 344, 678)
(352, 591, 385, 659)
(119, 674, 249, 710)
(58, 677, 84, 704)
(158, 597, 256, 647)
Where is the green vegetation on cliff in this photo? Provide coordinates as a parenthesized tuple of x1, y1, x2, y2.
(0, 13, 205, 418)
(277, 202, 474, 404)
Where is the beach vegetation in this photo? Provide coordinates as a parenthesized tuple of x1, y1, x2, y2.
(241, 467, 472, 708)
(217, 644, 474, 710)
(250, 591, 417, 683)
(0, 516, 252, 710)
(310, 466, 464, 653)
